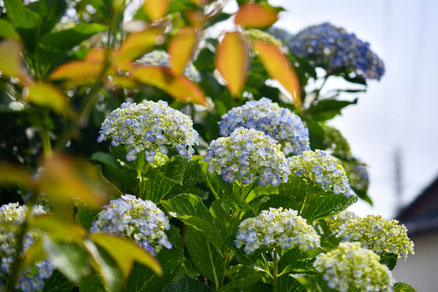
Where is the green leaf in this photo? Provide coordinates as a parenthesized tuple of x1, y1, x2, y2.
(180, 216, 223, 251)
(126, 227, 184, 292)
(42, 270, 75, 292)
(0, 19, 19, 39)
(4, 0, 42, 48)
(91, 152, 122, 170)
(162, 193, 213, 221)
(76, 208, 99, 230)
(307, 98, 358, 122)
(278, 247, 320, 273)
(379, 252, 398, 271)
(163, 277, 210, 292)
(219, 266, 261, 291)
(43, 237, 92, 283)
(28, 0, 67, 35)
(394, 282, 416, 292)
(277, 276, 307, 292)
(187, 227, 222, 287)
(79, 274, 105, 292)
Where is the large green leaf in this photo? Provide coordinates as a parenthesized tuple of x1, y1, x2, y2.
(79, 274, 105, 292)
(394, 282, 416, 292)
(76, 208, 99, 231)
(126, 227, 184, 292)
(0, 19, 19, 39)
(162, 193, 213, 221)
(379, 252, 398, 271)
(278, 247, 320, 274)
(163, 277, 210, 292)
(4, 0, 42, 48)
(277, 275, 307, 292)
(42, 237, 92, 284)
(28, 0, 67, 35)
(218, 266, 261, 291)
(42, 270, 75, 292)
(187, 227, 222, 287)
(306, 98, 358, 122)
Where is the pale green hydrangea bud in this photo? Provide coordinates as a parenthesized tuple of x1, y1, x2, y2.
(338, 215, 415, 259)
(314, 242, 394, 292)
(288, 150, 354, 197)
(235, 207, 320, 254)
(324, 210, 357, 234)
(149, 152, 169, 168)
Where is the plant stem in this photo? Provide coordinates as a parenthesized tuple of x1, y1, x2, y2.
(273, 248, 279, 292)
(39, 127, 53, 158)
(314, 75, 329, 101)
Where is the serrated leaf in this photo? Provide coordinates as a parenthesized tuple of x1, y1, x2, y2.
(43, 237, 92, 283)
(79, 274, 105, 292)
(277, 276, 307, 292)
(379, 252, 398, 270)
(179, 216, 223, 251)
(187, 227, 222, 287)
(126, 227, 184, 292)
(394, 282, 416, 292)
(253, 40, 301, 107)
(131, 65, 208, 107)
(42, 270, 75, 292)
(234, 3, 279, 28)
(168, 27, 199, 74)
(90, 233, 161, 278)
(215, 32, 249, 96)
(162, 193, 213, 221)
(307, 98, 358, 122)
(143, 0, 170, 21)
(26, 82, 71, 115)
(163, 277, 210, 292)
(219, 265, 261, 291)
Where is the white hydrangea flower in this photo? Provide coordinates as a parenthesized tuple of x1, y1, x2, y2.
(235, 207, 320, 254)
(218, 98, 310, 155)
(91, 194, 172, 255)
(289, 149, 354, 197)
(314, 242, 394, 292)
(137, 50, 201, 82)
(205, 128, 290, 186)
(337, 215, 415, 259)
(98, 100, 199, 162)
(0, 203, 54, 292)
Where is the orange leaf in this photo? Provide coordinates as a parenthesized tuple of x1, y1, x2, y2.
(253, 40, 302, 108)
(0, 40, 32, 85)
(185, 10, 208, 27)
(235, 3, 279, 28)
(26, 82, 71, 115)
(215, 32, 249, 96)
(143, 0, 170, 21)
(168, 27, 199, 75)
(131, 65, 208, 107)
(49, 48, 112, 85)
(116, 27, 164, 65)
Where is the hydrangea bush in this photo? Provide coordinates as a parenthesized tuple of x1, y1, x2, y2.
(0, 0, 416, 291)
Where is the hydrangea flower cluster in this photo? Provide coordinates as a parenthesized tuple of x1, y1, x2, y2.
(205, 128, 290, 186)
(235, 208, 320, 254)
(289, 23, 385, 80)
(138, 50, 201, 82)
(91, 194, 172, 255)
(324, 210, 357, 235)
(344, 162, 370, 193)
(314, 242, 394, 292)
(323, 126, 352, 159)
(218, 98, 310, 155)
(0, 203, 54, 292)
(98, 100, 199, 162)
(267, 27, 294, 48)
(337, 215, 415, 259)
(243, 29, 283, 48)
(289, 150, 354, 197)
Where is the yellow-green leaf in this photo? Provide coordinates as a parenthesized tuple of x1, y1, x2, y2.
(116, 27, 164, 65)
(131, 65, 208, 107)
(0, 163, 33, 188)
(90, 233, 161, 278)
(38, 154, 109, 208)
(31, 214, 86, 242)
(26, 82, 71, 115)
(168, 27, 199, 75)
(253, 40, 302, 108)
(234, 3, 279, 29)
(0, 40, 32, 85)
(215, 32, 249, 96)
(143, 0, 170, 21)
(24, 238, 46, 270)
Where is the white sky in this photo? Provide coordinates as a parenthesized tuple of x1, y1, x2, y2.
(270, 0, 438, 218)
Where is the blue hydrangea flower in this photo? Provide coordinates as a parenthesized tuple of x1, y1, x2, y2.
(91, 194, 172, 255)
(235, 207, 320, 254)
(0, 203, 54, 292)
(205, 128, 290, 186)
(219, 98, 310, 155)
(287, 23, 385, 80)
(137, 50, 201, 82)
(314, 242, 394, 292)
(288, 150, 354, 197)
(98, 100, 199, 162)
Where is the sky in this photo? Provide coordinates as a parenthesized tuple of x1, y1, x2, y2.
(269, 0, 438, 218)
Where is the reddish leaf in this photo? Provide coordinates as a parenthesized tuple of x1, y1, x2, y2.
(168, 27, 199, 75)
(131, 65, 208, 107)
(234, 3, 279, 28)
(143, 0, 170, 21)
(0, 40, 32, 85)
(185, 10, 208, 27)
(253, 40, 302, 108)
(215, 32, 249, 96)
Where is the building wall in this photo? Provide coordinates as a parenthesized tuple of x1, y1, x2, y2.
(393, 231, 438, 292)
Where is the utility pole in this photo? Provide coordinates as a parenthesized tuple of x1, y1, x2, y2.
(394, 147, 403, 214)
